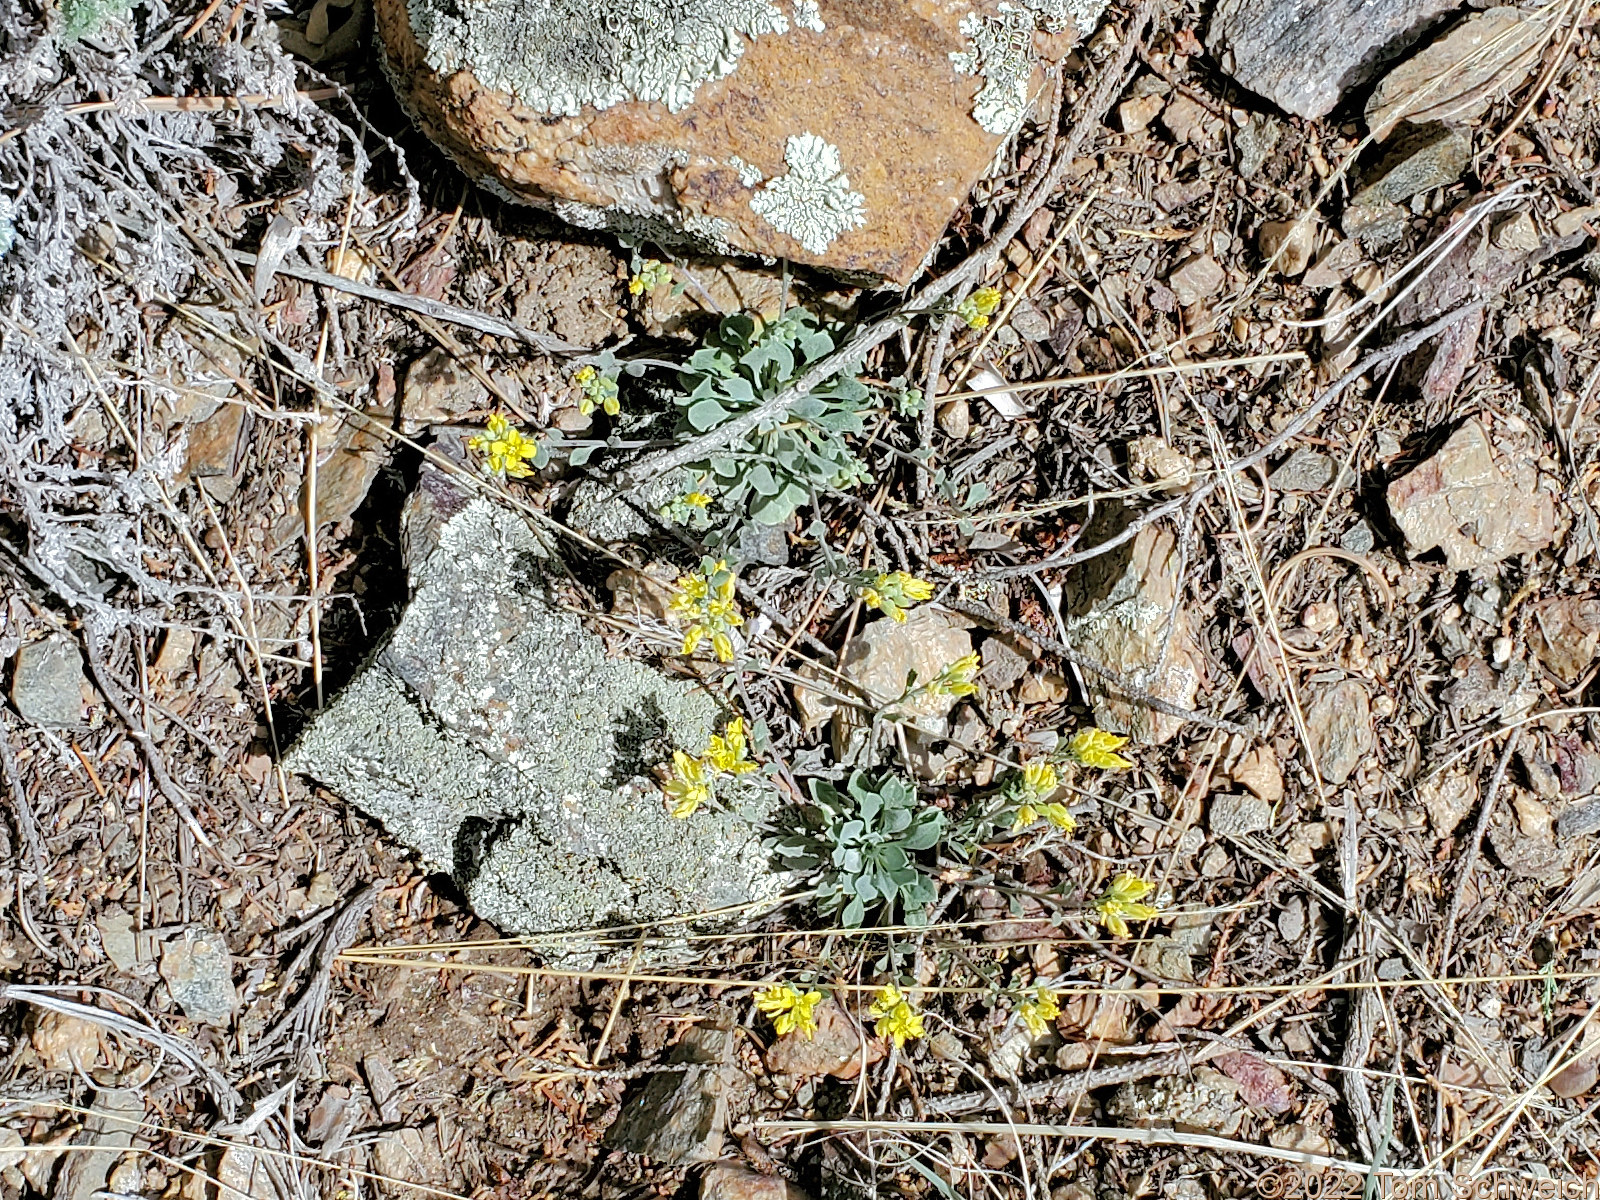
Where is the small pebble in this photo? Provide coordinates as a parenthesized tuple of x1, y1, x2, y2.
(1340, 520, 1376, 554)
(1301, 601, 1339, 634)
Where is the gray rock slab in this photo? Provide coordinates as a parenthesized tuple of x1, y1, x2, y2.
(737, 519, 790, 566)
(11, 635, 85, 729)
(1352, 124, 1471, 207)
(158, 927, 236, 1026)
(52, 1089, 143, 1200)
(1060, 506, 1203, 744)
(1207, 0, 1462, 120)
(1209, 793, 1272, 838)
(286, 488, 785, 940)
(1268, 448, 1335, 493)
(1386, 418, 1554, 570)
(606, 1025, 738, 1163)
(1305, 679, 1373, 786)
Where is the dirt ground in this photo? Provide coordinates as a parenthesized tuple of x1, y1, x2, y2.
(5, 0, 1600, 1197)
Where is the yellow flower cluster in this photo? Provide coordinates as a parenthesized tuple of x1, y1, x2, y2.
(661, 751, 713, 820)
(1068, 727, 1134, 770)
(706, 717, 757, 775)
(931, 652, 981, 698)
(573, 365, 620, 417)
(668, 558, 744, 662)
(659, 490, 714, 529)
(1018, 985, 1061, 1037)
(468, 414, 540, 479)
(628, 258, 673, 295)
(1092, 872, 1160, 938)
(956, 286, 1002, 330)
(755, 984, 823, 1039)
(860, 571, 934, 622)
(1010, 760, 1075, 833)
(870, 984, 925, 1049)
(660, 716, 757, 818)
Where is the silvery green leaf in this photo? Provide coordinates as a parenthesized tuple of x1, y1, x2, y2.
(811, 408, 863, 432)
(746, 463, 779, 496)
(798, 329, 833, 359)
(720, 374, 756, 404)
(902, 820, 942, 852)
(686, 397, 731, 431)
(750, 491, 798, 525)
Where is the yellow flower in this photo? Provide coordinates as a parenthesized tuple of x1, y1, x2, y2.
(956, 286, 1003, 330)
(573, 364, 620, 417)
(629, 258, 672, 296)
(1018, 985, 1061, 1037)
(668, 559, 744, 664)
(1009, 761, 1073, 831)
(468, 414, 540, 479)
(870, 984, 926, 1049)
(1012, 801, 1076, 833)
(1021, 760, 1058, 799)
(1091, 872, 1160, 938)
(669, 574, 709, 617)
(755, 984, 823, 1039)
(860, 571, 935, 622)
(681, 491, 712, 508)
(1068, 728, 1134, 770)
(661, 750, 712, 819)
(931, 652, 981, 698)
(704, 717, 757, 775)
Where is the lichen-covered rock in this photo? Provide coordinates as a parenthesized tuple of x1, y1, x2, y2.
(376, 0, 1095, 282)
(1304, 679, 1373, 786)
(286, 457, 786, 940)
(1386, 417, 1555, 571)
(1207, 0, 1461, 120)
(605, 1025, 741, 1163)
(1109, 1066, 1243, 1136)
(1365, 6, 1553, 139)
(1059, 510, 1203, 744)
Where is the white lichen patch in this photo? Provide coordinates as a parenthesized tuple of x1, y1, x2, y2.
(1021, 0, 1108, 36)
(408, 0, 791, 116)
(792, 0, 824, 32)
(727, 155, 765, 187)
(950, 4, 1035, 136)
(553, 197, 736, 254)
(951, 0, 1106, 136)
(749, 132, 865, 254)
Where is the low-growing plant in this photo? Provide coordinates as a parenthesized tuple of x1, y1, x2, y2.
(674, 308, 871, 528)
(770, 771, 944, 927)
(60, 0, 131, 40)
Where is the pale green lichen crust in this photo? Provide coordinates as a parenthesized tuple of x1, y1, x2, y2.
(285, 496, 788, 942)
(791, 0, 824, 31)
(727, 155, 765, 187)
(749, 132, 866, 254)
(952, 0, 1110, 135)
(407, 0, 792, 116)
(950, 4, 1036, 136)
(1023, 0, 1109, 35)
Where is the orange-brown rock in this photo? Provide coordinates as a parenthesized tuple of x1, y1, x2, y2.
(375, 0, 1084, 282)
